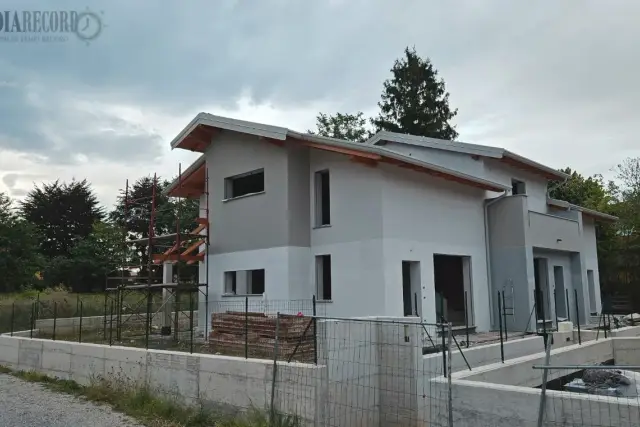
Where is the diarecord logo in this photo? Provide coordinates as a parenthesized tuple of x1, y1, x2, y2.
(0, 8, 105, 44)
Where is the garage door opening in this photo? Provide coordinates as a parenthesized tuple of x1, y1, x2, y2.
(433, 254, 473, 326)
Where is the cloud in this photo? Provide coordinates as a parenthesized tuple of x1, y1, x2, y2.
(1, 0, 639, 206)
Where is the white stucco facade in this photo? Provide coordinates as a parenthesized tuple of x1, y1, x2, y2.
(169, 113, 614, 333)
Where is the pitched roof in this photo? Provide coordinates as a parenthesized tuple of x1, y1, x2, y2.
(165, 112, 570, 196)
(367, 131, 569, 181)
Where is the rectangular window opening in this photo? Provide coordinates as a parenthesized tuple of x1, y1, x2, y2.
(223, 269, 265, 295)
(224, 271, 237, 295)
(225, 169, 264, 199)
(315, 170, 331, 226)
(316, 255, 332, 300)
(511, 179, 526, 195)
(248, 269, 265, 295)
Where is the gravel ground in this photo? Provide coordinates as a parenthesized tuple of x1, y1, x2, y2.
(0, 374, 143, 427)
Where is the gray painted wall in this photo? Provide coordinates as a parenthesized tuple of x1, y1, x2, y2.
(199, 130, 603, 330)
(487, 195, 533, 331)
(528, 211, 581, 251)
(286, 142, 310, 247)
(206, 130, 311, 254)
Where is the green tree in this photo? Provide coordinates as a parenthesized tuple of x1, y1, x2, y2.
(310, 112, 371, 142)
(548, 168, 612, 211)
(64, 221, 128, 292)
(612, 158, 640, 303)
(20, 180, 104, 259)
(0, 192, 44, 292)
(549, 167, 620, 296)
(371, 47, 458, 140)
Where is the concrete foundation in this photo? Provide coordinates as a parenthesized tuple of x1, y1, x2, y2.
(431, 337, 640, 427)
(0, 334, 322, 424)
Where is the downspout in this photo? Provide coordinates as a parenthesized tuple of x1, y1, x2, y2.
(484, 191, 509, 330)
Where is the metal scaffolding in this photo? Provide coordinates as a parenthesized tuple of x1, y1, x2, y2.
(105, 165, 209, 351)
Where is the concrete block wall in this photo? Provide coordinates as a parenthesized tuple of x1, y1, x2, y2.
(423, 335, 545, 373)
(0, 335, 322, 424)
(461, 339, 613, 387)
(316, 319, 380, 427)
(430, 375, 640, 427)
(430, 337, 640, 427)
(377, 320, 422, 427)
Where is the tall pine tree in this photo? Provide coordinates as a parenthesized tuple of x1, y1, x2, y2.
(21, 179, 104, 259)
(371, 47, 458, 140)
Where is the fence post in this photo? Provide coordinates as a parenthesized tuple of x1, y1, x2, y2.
(36, 292, 40, 320)
(539, 289, 547, 338)
(109, 301, 114, 346)
(103, 293, 108, 343)
(30, 302, 35, 339)
(245, 296, 249, 359)
(79, 301, 83, 343)
(498, 292, 504, 363)
(441, 321, 447, 376)
(145, 288, 152, 350)
(447, 322, 453, 427)
(189, 292, 194, 354)
(269, 312, 281, 425)
(565, 289, 570, 322)
(464, 291, 469, 348)
(553, 289, 559, 329)
(10, 302, 15, 337)
(312, 295, 318, 365)
(574, 289, 581, 344)
(536, 335, 553, 427)
(501, 291, 508, 341)
(533, 290, 539, 333)
(52, 301, 57, 341)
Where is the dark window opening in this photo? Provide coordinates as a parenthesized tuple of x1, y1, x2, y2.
(315, 170, 331, 226)
(249, 269, 265, 294)
(511, 179, 526, 195)
(224, 271, 237, 294)
(316, 255, 332, 300)
(225, 169, 264, 199)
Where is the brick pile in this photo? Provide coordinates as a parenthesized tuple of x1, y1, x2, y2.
(208, 311, 316, 362)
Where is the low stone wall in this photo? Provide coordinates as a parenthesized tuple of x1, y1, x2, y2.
(0, 335, 322, 424)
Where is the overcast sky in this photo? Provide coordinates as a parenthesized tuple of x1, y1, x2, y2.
(1, 0, 639, 209)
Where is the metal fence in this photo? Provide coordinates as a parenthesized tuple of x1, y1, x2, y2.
(0, 295, 330, 356)
(273, 317, 451, 427)
(4, 295, 640, 426)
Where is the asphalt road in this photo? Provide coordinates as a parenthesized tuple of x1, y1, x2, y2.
(0, 374, 142, 427)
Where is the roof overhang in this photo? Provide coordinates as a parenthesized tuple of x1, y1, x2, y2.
(368, 131, 569, 181)
(547, 198, 618, 222)
(165, 155, 206, 198)
(287, 131, 509, 192)
(368, 131, 503, 158)
(502, 151, 569, 181)
(169, 112, 288, 152)
(166, 114, 512, 197)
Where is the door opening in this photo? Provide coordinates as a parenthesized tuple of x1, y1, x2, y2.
(402, 261, 421, 317)
(534, 258, 551, 322)
(587, 270, 597, 315)
(433, 255, 472, 326)
(553, 266, 567, 319)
